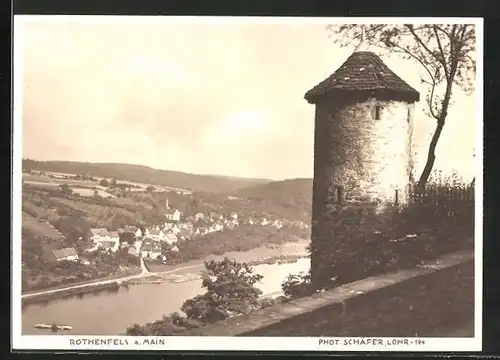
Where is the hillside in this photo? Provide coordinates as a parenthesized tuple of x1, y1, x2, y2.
(22, 159, 272, 193)
(230, 178, 313, 221)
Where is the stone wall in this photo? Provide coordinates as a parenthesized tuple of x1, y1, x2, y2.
(183, 250, 474, 337)
(315, 97, 414, 205)
(310, 96, 415, 287)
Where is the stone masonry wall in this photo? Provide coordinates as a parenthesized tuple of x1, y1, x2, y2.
(319, 98, 414, 205)
(310, 97, 414, 283)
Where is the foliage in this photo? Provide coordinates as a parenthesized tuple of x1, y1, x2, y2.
(51, 215, 91, 251)
(59, 183, 73, 195)
(281, 271, 313, 299)
(282, 182, 473, 300)
(307, 180, 474, 293)
(154, 224, 306, 266)
(181, 258, 263, 323)
(22, 248, 140, 292)
(21, 174, 313, 292)
(231, 178, 313, 222)
(327, 24, 476, 186)
(126, 258, 263, 335)
(119, 231, 136, 245)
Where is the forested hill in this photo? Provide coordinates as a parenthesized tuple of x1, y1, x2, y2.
(231, 178, 313, 219)
(22, 159, 272, 193)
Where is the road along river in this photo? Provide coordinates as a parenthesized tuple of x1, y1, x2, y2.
(21, 244, 310, 335)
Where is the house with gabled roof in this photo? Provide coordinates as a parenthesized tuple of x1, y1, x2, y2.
(171, 224, 180, 235)
(194, 212, 205, 221)
(89, 228, 109, 243)
(99, 240, 119, 252)
(108, 231, 120, 242)
(128, 246, 139, 256)
(180, 221, 194, 230)
(140, 241, 162, 259)
(52, 247, 79, 262)
(149, 229, 166, 242)
(164, 233, 178, 245)
(165, 209, 182, 222)
(213, 221, 224, 232)
(123, 226, 142, 238)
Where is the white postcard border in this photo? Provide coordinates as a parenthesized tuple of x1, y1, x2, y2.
(12, 16, 484, 352)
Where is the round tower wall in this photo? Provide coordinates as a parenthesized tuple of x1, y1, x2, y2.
(315, 98, 414, 206)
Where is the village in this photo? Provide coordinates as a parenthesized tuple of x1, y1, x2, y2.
(50, 197, 310, 265)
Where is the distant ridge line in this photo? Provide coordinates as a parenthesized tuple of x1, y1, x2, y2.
(21, 159, 278, 194)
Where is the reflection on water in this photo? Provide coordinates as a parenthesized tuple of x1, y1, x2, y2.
(21, 259, 310, 335)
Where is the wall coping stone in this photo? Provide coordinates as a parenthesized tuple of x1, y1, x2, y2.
(182, 249, 474, 336)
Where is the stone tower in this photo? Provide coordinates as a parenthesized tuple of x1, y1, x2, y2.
(304, 39, 420, 283)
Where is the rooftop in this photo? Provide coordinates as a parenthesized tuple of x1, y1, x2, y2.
(99, 241, 117, 249)
(108, 231, 119, 238)
(52, 247, 78, 259)
(90, 228, 108, 236)
(304, 51, 420, 104)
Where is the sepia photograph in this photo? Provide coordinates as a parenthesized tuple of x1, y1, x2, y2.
(12, 16, 482, 351)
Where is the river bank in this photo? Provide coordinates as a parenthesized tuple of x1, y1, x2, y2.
(22, 267, 142, 297)
(22, 257, 311, 335)
(22, 282, 122, 306)
(21, 241, 309, 306)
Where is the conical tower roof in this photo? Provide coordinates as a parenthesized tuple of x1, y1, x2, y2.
(304, 40, 420, 105)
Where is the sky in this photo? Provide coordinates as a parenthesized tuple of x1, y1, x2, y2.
(17, 17, 479, 181)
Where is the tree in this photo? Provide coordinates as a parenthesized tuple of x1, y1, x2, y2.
(119, 231, 136, 245)
(281, 271, 312, 299)
(100, 179, 109, 187)
(146, 186, 155, 193)
(59, 183, 72, 195)
(51, 215, 91, 250)
(327, 24, 476, 186)
(181, 258, 263, 323)
(110, 177, 117, 188)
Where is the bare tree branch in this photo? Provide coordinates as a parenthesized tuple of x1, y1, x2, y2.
(326, 23, 477, 186)
(434, 25, 453, 40)
(433, 26, 447, 69)
(406, 24, 450, 80)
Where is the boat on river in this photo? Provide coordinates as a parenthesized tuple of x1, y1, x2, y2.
(170, 275, 200, 283)
(34, 323, 73, 331)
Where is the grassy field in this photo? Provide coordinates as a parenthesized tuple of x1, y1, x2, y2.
(71, 187, 115, 198)
(23, 174, 115, 197)
(22, 159, 272, 193)
(23, 173, 96, 187)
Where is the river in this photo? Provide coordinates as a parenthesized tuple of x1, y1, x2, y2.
(22, 256, 310, 335)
